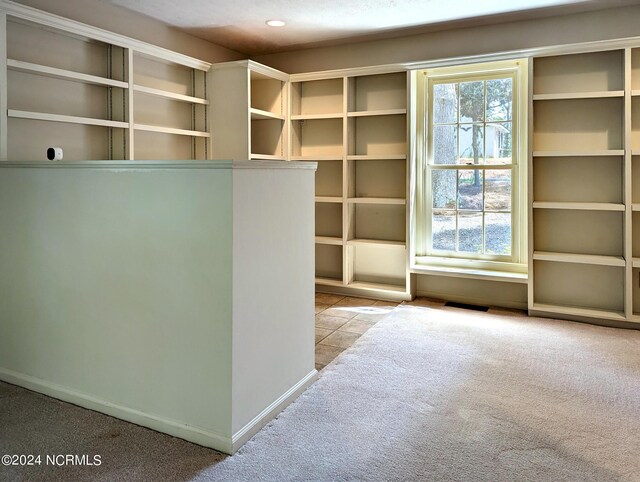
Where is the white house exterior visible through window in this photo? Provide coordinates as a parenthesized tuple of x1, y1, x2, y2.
(413, 60, 528, 280)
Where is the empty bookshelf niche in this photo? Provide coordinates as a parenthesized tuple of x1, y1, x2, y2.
(347, 72, 407, 114)
(210, 60, 288, 161)
(250, 69, 286, 160)
(316, 160, 343, 199)
(291, 118, 343, 159)
(533, 156, 623, 203)
(349, 244, 406, 290)
(5, 17, 128, 160)
(133, 54, 208, 160)
(347, 115, 407, 157)
(633, 267, 640, 319)
(291, 78, 343, 117)
(533, 261, 625, 320)
(316, 245, 343, 285)
(533, 209, 623, 257)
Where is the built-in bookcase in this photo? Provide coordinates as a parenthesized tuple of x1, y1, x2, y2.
(291, 69, 413, 301)
(0, 3, 211, 162)
(530, 48, 640, 324)
(210, 60, 288, 161)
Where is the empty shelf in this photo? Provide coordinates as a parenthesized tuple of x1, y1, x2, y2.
(533, 251, 625, 267)
(134, 124, 210, 137)
(532, 202, 624, 211)
(7, 59, 128, 89)
(531, 303, 626, 321)
(8, 110, 128, 129)
(532, 150, 624, 157)
(134, 84, 209, 104)
(250, 107, 284, 120)
(533, 91, 624, 101)
(347, 238, 406, 248)
(347, 197, 406, 205)
(315, 196, 343, 203)
(347, 108, 407, 117)
(315, 236, 343, 245)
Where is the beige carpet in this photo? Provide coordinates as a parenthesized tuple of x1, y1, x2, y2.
(2, 301, 640, 481)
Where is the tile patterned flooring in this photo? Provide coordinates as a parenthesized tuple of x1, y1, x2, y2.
(314, 293, 401, 371)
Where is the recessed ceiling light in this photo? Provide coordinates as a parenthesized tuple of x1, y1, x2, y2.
(266, 20, 286, 27)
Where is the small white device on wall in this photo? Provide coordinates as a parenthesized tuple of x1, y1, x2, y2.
(46, 147, 63, 161)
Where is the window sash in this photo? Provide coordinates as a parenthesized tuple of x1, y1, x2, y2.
(415, 61, 527, 270)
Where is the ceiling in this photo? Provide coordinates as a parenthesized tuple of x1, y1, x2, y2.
(101, 0, 638, 55)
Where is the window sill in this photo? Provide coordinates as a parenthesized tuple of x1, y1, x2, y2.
(411, 263, 528, 284)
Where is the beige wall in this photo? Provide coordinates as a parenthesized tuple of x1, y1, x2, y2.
(253, 5, 640, 73)
(15, 0, 244, 63)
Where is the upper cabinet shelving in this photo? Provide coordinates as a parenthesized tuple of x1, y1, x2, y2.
(210, 60, 288, 161)
(0, 2, 211, 161)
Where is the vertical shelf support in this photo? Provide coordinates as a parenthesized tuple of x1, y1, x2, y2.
(0, 12, 7, 160)
(624, 47, 633, 318)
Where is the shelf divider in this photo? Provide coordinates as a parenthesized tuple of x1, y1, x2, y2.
(533, 251, 625, 267)
(134, 84, 209, 105)
(532, 91, 624, 101)
(532, 201, 625, 211)
(7, 59, 128, 89)
(8, 109, 129, 129)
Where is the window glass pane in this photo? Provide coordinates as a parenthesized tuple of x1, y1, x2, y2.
(458, 124, 484, 165)
(432, 210, 456, 251)
(485, 122, 512, 165)
(458, 213, 482, 253)
(433, 125, 457, 165)
(485, 213, 511, 255)
(485, 170, 511, 211)
(459, 81, 484, 123)
(433, 83, 458, 124)
(486, 78, 512, 121)
(458, 169, 483, 211)
(432, 170, 456, 209)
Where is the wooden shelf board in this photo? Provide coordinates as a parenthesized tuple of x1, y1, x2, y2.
(532, 150, 624, 157)
(315, 277, 344, 287)
(347, 280, 407, 294)
(250, 107, 284, 120)
(530, 303, 626, 321)
(291, 113, 343, 120)
(134, 84, 208, 105)
(347, 197, 406, 205)
(315, 236, 343, 246)
(347, 238, 406, 248)
(632, 204, 640, 212)
(250, 153, 285, 161)
(7, 59, 128, 89)
(532, 91, 624, 101)
(347, 108, 407, 117)
(632, 150, 640, 156)
(346, 154, 407, 161)
(8, 109, 128, 129)
(315, 196, 343, 203)
(134, 124, 210, 138)
(533, 251, 625, 267)
(532, 201, 625, 211)
(290, 155, 343, 161)
(632, 90, 640, 97)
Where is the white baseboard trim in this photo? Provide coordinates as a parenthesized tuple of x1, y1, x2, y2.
(416, 290, 527, 310)
(0, 367, 233, 454)
(231, 369, 318, 454)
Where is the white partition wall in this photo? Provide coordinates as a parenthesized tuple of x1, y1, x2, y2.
(0, 160, 317, 454)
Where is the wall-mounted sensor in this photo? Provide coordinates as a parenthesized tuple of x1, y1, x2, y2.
(46, 147, 63, 161)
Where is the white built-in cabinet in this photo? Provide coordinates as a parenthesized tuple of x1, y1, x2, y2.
(0, 0, 210, 162)
(209, 63, 415, 301)
(209, 60, 288, 161)
(529, 47, 640, 325)
(290, 69, 414, 301)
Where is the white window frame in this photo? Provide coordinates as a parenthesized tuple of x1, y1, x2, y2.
(412, 59, 528, 281)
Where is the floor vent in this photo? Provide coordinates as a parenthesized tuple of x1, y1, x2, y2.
(444, 301, 489, 312)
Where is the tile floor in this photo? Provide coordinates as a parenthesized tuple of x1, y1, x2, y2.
(314, 293, 401, 371)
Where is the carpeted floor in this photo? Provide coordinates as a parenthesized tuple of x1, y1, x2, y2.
(2, 300, 640, 481)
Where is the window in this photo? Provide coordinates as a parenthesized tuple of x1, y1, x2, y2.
(413, 60, 528, 279)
